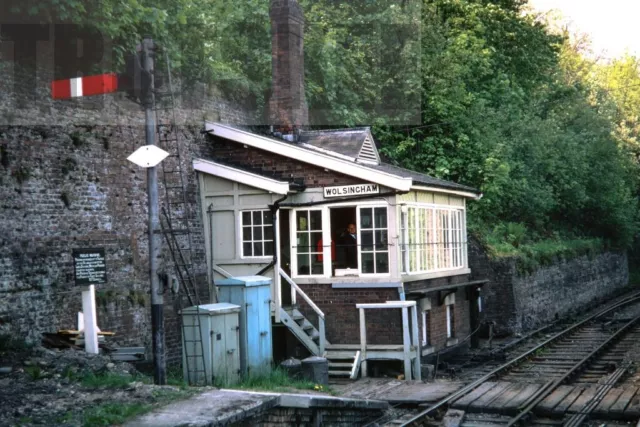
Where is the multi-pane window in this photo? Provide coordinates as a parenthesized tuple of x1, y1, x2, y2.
(359, 207, 389, 274)
(402, 206, 465, 273)
(446, 304, 455, 339)
(445, 293, 456, 339)
(295, 210, 323, 276)
(241, 210, 273, 257)
(421, 310, 430, 347)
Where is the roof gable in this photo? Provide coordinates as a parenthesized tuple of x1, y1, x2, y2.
(357, 135, 380, 164)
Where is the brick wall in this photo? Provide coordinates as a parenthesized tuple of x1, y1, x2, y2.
(234, 406, 385, 426)
(468, 235, 630, 335)
(208, 135, 364, 187)
(0, 60, 253, 364)
(295, 284, 402, 345)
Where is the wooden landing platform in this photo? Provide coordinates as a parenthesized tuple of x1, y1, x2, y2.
(450, 381, 640, 421)
(333, 378, 463, 404)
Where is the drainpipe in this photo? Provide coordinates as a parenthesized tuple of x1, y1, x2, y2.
(207, 203, 219, 302)
(256, 193, 289, 276)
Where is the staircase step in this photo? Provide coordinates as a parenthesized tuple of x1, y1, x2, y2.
(325, 351, 358, 359)
(329, 362, 353, 368)
(302, 323, 314, 331)
(328, 370, 352, 377)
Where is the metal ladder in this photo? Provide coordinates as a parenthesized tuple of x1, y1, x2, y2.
(154, 51, 207, 385)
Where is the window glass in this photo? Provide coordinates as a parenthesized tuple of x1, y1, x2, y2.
(404, 206, 465, 273)
(359, 206, 388, 274)
(241, 209, 274, 257)
(295, 210, 323, 276)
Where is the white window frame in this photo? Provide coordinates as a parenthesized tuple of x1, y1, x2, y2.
(239, 209, 274, 259)
(402, 203, 466, 275)
(289, 202, 391, 279)
(421, 310, 430, 347)
(445, 293, 455, 339)
(290, 208, 326, 278)
(357, 205, 391, 277)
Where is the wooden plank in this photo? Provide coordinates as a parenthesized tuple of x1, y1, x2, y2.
(593, 387, 625, 417)
(504, 384, 543, 414)
(326, 344, 404, 350)
(451, 382, 499, 411)
(609, 387, 638, 416)
(385, 382, 464, 404)
(488, 383, 527, 414)
(567, 386, 598, 414)
(468, 382, 514, 413)
(623, 393, 640, 419)
(548, 386, 585, 415)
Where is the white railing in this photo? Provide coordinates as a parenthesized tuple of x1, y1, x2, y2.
(356, 301, 421, 381)
(279, 270, 326, 354)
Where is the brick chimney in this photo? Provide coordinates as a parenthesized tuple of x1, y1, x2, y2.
(268, 0, 308, 131)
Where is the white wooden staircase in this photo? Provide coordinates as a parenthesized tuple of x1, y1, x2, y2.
(277, 271, 361, 379)
(324, 347, 361, 379)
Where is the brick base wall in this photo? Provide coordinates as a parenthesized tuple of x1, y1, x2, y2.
(295, 284, 402, 345)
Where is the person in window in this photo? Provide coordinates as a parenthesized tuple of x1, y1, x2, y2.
(337, 223, 358, 268)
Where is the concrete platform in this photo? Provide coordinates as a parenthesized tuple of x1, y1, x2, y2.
(124, 389, 388, 427)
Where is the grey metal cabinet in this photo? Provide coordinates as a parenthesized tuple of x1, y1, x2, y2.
(181, 303, 241, 386)
(217, 275, 273, 377)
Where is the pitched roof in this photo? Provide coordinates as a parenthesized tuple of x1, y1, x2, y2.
(204, 122, 480, 198)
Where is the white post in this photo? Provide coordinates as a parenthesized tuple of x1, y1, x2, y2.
(319, 317, 326, 354)
(401, 306, 411, 380)
(359, 308, 367, 377)
(410, 305, 421, 381)
(81, 285, 99, 354)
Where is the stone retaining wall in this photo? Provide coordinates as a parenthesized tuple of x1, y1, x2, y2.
(468, 236, 630, 335)
(0, 55, 253, 364)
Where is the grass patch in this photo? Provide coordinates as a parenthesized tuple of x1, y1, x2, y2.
(481, 231, 605, 275)
(25, 366, 44, 380)
(80, 371, 150, 389)
(166, 366, 188, 389)
(81, 403, 151, 427)
(227, 368, 329, 393)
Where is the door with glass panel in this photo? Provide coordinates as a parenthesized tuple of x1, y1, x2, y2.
(293, 209, 323, 276)
(358, 206, 389, 274)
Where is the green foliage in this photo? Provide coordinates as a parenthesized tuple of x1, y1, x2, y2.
(25, 366, 43, 380)
(482, 235, 605, 274)
(80, 372, 144, 389)
(228, 368, 325, 393)
(4, 0, 639, 247)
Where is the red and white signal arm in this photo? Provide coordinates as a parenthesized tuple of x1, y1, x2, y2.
(51, 73, 119, 99)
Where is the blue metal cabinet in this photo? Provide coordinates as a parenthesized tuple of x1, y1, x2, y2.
(217, 275, 273, 377)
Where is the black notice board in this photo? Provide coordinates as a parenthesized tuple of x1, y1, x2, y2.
(73, 248, 107, 286)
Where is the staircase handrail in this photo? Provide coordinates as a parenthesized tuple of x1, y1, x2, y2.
(279, 270, 325, 319)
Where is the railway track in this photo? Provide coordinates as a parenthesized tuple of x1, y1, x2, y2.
(372, 291, 640, 427)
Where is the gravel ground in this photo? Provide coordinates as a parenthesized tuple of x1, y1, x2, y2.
(0, 344, 193, 427)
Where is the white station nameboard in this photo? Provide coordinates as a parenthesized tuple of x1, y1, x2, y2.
(323, 183, 380, 198)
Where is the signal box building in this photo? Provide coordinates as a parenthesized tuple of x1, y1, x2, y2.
(194, 122, 482, 378)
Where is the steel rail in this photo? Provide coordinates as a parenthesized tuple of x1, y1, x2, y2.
(506, 313, 640, 426)
(400, 292, 640, 427)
